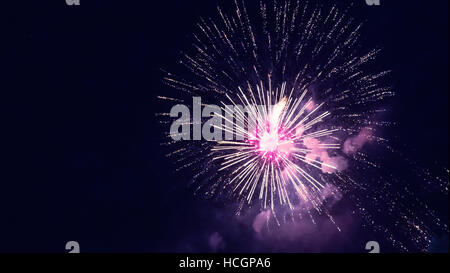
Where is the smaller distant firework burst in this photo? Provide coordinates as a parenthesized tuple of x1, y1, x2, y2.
(157, 0, 448, 251)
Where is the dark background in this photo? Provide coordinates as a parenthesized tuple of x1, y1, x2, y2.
(0, 0, 448, 252)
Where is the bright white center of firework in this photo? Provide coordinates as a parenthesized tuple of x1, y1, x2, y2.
(259, 131, 280, 153)
(248, 97, 294, 161)
(252, 125, 293, 161)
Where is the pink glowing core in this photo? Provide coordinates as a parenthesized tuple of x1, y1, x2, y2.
(249, 124, 294, 161)
(259, 131, 279, 153)
(247, 98, 295, 161)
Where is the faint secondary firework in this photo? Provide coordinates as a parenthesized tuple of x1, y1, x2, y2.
(158, 0, 448, 252)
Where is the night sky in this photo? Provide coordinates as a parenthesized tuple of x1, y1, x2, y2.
(0, 0, 448, 252)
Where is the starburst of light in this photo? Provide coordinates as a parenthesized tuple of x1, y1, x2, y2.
(157, 0, 448, 251)
(210, 83, 340, 212)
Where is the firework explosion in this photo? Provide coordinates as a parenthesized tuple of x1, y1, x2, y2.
(158, 0, 448, 252)
(211, 84, 343, 212)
